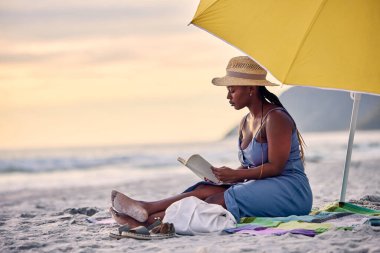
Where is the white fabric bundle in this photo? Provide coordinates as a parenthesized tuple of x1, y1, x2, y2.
(163, 196, 236, 235)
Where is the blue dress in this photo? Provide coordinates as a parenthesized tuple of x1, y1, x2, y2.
(225, 108, 313, 220)
(185, 108, 313, 221)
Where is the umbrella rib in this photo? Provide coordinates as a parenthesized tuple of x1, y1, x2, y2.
(191, 0, 222, 23)
(283, 0, 329, 83)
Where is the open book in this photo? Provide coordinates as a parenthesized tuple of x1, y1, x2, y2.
(177, 154, 222, 184)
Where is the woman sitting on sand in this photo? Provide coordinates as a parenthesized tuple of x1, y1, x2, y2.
(110, 56, 313, 227)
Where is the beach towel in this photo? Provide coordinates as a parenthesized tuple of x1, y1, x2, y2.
(310, 202, 380, 216)
(163, 196, 236, 235)
(239, 217, 282, 227)
(239, 212, 354, 224)
(224, 224, 317, 237)
(224, 202, 380, 237)
(324, 214, 376, 229)
(239, 215, 315, 225)
(276, 221, 332, 233)
(238, 219, 332, 234)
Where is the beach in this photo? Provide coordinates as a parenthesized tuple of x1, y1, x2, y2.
(1, 131, 380, 252)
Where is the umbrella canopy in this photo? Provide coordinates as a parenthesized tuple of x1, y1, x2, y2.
(190, 0, 380, 202)
(191, 0, 380, 94)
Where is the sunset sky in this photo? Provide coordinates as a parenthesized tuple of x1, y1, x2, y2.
(0, 0, 284, 149)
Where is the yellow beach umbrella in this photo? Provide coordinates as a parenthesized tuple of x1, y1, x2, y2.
(190, 0, 380, 202)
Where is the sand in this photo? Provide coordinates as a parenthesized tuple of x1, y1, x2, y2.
(1, 157, 380, 253)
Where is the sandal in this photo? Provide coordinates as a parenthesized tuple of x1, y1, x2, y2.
(109, 218, 176, 240)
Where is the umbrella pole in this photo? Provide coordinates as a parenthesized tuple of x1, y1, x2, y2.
(340, 92, 362, 202)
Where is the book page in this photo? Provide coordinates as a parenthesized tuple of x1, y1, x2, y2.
(178, 154, 219, 183)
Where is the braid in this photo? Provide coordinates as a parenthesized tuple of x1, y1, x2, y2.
(258, 86, 284, 107)
(258, 86, 306, 163)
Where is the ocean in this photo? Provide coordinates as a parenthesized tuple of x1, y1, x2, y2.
(0, 130, 379, 217)
(1, 130, 379, 174)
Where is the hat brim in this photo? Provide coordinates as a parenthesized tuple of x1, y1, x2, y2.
(212, 76, 279, 86)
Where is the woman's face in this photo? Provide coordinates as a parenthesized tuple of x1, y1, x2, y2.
(226, 86, 251, 110)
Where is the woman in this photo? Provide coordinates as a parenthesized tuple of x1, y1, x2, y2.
(110, 56, 313, 227)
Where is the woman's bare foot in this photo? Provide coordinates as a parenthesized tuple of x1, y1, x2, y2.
(111, 190, 149, 222)
(109, 207, 144, 227)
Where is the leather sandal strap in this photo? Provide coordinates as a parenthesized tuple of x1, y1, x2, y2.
(117, 218, 163, 236)
(147, 218, 162, 231)
(118, 224, 132, 235)
(127, 226, 150, 235)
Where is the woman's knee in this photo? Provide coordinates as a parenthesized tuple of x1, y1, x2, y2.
(205, 192, 226, 208)
(194, 184, 211, 191)
(193, 184, 226, 198)
(195, 184, 225, 192)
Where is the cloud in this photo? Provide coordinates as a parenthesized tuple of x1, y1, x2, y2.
(0, 1, 247, 149)
(0, 1, 196, 40)
(0, 52, 60, 64)
(0, 0, 193, 12)
(0, 1, 204, 68)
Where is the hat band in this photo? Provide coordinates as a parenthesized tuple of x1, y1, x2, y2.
(227, 71, 266, 80)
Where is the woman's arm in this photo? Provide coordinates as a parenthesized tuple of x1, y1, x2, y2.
(212, 110, 294, 183)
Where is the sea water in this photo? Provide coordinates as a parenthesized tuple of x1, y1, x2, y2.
(1, 130, 380, 173)
(0, 131, 380, 200)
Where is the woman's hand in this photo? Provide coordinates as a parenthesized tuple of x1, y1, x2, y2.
(211, 166, 240, 183)
(203, 177, 213, 183)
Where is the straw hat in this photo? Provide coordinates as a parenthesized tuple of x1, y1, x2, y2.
(212, 56, 278, 86)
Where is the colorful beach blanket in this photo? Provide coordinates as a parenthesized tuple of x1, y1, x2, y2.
(224, 202, 380, 237)
(310, 202, 380, 216)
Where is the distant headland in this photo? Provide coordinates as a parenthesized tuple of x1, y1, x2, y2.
(224, 86, 380, 138)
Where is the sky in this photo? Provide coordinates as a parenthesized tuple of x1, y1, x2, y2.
(0, 0, 285, 149)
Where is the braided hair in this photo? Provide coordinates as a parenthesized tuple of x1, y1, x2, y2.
(258, 86, 306, 162)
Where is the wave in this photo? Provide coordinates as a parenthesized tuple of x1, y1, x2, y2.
(0, 153, 187, 173)
(1, 131, 379, 173)
(0, 140, 236, 173)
